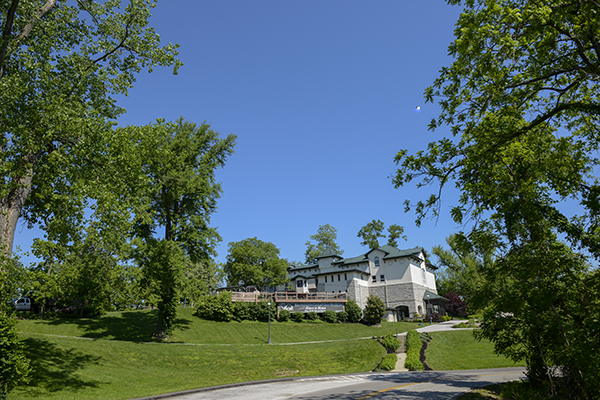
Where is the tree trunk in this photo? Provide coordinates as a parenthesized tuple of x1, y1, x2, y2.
(0, 151, 40, 257)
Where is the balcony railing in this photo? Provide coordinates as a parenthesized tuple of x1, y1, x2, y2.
(229, 291, 347, 303)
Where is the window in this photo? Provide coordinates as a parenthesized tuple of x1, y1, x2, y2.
(338, 274, 340, 281)
(324, 276, 327, 283)
(374, 257, 380, 267)
(297, 280, 303, 287)
(380, 274, 385, 282)
(422, 268, 427, 284)
(344, 273, 347, 280)
(372, 275, 377, 283)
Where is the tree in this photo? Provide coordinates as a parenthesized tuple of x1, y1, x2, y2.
(224, 237, 289, 291)
(304, 224, 343, 263)
(133, 118, 236, 337)
(364, 295, 385, 325)
(180, 259, 222, 308)
(432, 235, 491, 310)
(0, 1, 181, 257)
(345, 299, 362, 323)
(393, 1, 600, 397)
(357, 220, 406, 248)
(444, 291, 467, 318)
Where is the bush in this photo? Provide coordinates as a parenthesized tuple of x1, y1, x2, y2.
(194, 292, 234, 322)
(337, 310, 348, 323)
(292, 311, 304, 323)
(278, 309, 291, 322)
(345, 299, 362, 323)
(364, 295, 385, 325)
(381, 333, 399, 352)
(321, 310, 337, 323)
(442, 315, 452, 322)
(405, 330, 424, 371)
(379, 354, 397, 371)
(232, 301, 251, 321)
(306, 311, 318, 321)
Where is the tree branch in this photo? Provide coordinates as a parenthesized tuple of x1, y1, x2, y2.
(0, 0, 20, 79)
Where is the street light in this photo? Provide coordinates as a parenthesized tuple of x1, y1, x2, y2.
(426, 294, 432, 324)
(267, 301, 272, 344)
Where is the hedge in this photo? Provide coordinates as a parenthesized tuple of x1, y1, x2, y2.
(379, 354, 397, 371)
(405, 330, 424, 371)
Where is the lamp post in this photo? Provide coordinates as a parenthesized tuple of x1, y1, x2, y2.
(267, 301, 272, 344)
(426, 294, 432, 324)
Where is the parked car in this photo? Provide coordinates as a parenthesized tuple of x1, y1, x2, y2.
(14, 297, 31, 311)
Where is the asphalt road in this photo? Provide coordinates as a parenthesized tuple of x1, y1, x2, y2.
(161, 367, 526, 400)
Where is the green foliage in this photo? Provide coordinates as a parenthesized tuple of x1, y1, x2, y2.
(393, 1, 600, 397)
(292, 311, 304, 323)
(180, 260, 222, 308)
(0, 314, 30, 400)
(136, 240, 186, 336)
(304, 224, 344, 263)
(364, 295, 385, 325)
(405, 330, 424, 371)
(224, 238, 289, 291)
(442, 315, 452, 322)
(357, 220, 406, 249)
(345, 299, 362, 323)
(379, 354, 397, 371)
(0, 0, 181, 257)
(337, 311, 348, 323)
(321, 310, 337, 323)
(306, 311, 318, 321)
(278, 309, 291, 322)
(195, 292, 234, 322)
(381, 333, 399, 352)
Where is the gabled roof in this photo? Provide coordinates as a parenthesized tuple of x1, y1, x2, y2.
(331, 245, 427, 266)
(423, 290, 448, 302)
(315, 247, 343, 259)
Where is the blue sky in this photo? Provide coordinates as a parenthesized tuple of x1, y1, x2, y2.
(14, 1, 466, 265)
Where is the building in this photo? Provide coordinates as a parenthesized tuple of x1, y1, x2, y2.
(287, 245, 445, 320)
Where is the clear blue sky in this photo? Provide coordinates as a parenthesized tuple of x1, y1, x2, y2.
(14, 1, 466, 265)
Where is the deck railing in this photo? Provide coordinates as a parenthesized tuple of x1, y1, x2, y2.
(229, 291, 347, 303)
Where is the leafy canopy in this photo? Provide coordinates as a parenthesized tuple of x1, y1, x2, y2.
(304, 224, 343, 263)
(225, 237, 289, 291)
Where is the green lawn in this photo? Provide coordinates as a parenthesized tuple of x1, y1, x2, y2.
(425, 330, 526, 370)
(16, 307, 423, 344)
(12, 308, 419, 400)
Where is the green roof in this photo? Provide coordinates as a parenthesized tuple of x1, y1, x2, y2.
(423, 290, 448, 302)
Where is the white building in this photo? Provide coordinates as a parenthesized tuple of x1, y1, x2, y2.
(287, 245, 443, 320)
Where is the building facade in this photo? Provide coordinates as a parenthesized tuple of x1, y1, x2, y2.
(287, 245, 442, 320)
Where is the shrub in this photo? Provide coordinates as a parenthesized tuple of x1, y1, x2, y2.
(337, 310, 348, 323)
(232, 301, 251, 321)
(381, 333, 399, 352)
(278, 309, 291, 322)
(379, 354, 397, 371)
(405, 330, 424, 371)
(306, 311, 318, 321)
(321, 310, 337, 323)
(444, 291, 468, 318)
(345, 299, 362, 323)
(292, 311, 304, 323)
(442, 315, 452, 322)
(364, 295, 385, 325)
(194, 292, 234, 322)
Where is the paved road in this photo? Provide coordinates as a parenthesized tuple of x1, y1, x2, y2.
(163, 368, 525, 400)
(135, 320, 517, 400)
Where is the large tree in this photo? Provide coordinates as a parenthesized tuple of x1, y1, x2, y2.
(304, 224, 343, 263)
(0, 1, 179, 394)
(0, 0, 181, 257)
(225, 237, 289, 291)
(393, 1, 600, 397)
(133, 118, 236, 337)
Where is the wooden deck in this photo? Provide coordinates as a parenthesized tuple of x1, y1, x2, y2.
(230, 291, 347, 303)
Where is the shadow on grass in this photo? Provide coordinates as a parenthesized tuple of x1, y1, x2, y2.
(18, 337, 102, 396)
(46, 310, 192, 342)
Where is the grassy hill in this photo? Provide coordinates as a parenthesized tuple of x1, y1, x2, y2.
(12, 308, 415, 400)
